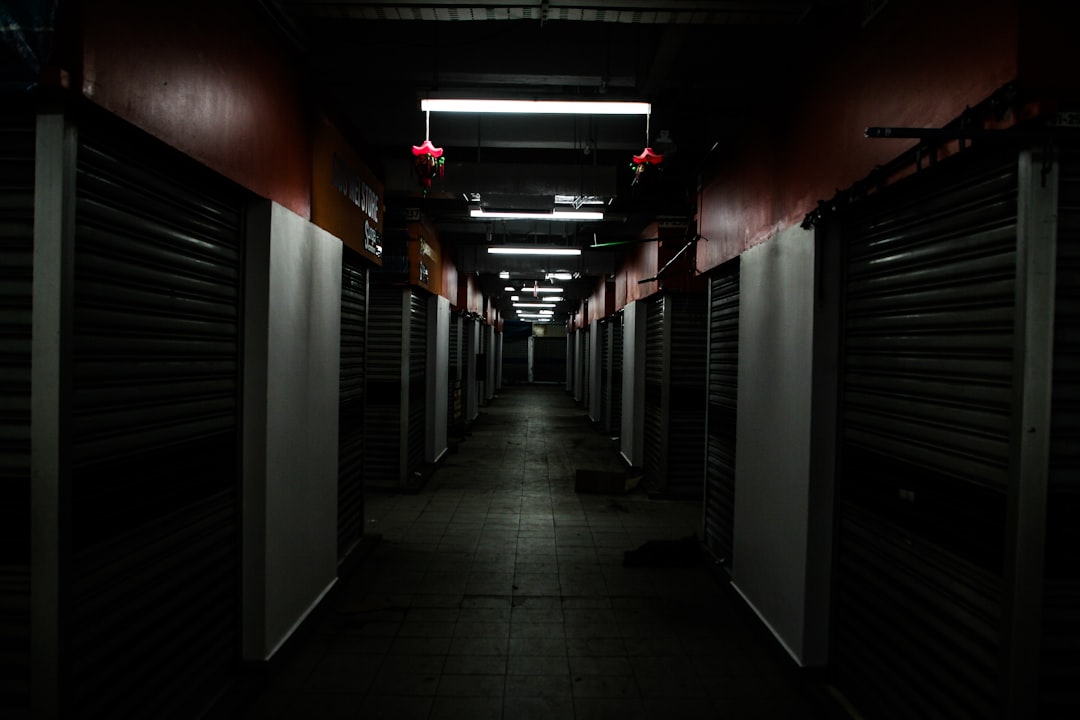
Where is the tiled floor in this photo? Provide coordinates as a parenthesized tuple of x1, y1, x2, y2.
(241, 383, 823, 720)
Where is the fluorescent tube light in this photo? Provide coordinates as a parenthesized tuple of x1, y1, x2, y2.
(488, 246, 582, 256)
(535, 287, 564, 293)
(504, 286, 515, 291)
(554, 195, 606, 206)
(422, 99, 650, 115)
(546, 273, 573, 281)
(473, 209, 603, 222)
(514, 302, 556, 309)
(498, 271, 510, 279)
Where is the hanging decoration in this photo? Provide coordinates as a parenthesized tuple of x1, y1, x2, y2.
(411, 109, 445, 194)
(631, 111, 663, 186)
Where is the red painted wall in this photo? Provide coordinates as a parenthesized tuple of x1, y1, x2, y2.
(696, 0, 1020, 273)
(79, 0, 312, 218)
(617, 230, 660, 307)
(442, 245, 460, 307)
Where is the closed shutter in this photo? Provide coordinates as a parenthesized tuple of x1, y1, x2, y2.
(643, 295, 665, 489)
(338, 249, 367, 561)
(69, 119, 244, 718)
(406, 290, 427, 476)
(664, 292, 707, 498)
(0, 111, 34, 717)
(704, 260, 739, 566)
(1042, 146, 1080, 716)
(533, 335, 565, 383)
(501, 323, 529, 384)
(833, 149, 1018, 720)
(463, 315, 475, 421)
(365, 282, 404, 489)
(448, 312, 462, 431)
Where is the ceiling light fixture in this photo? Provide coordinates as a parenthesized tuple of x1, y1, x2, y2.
(422, 99, 650, 115)
(473, 209, 603, 222)
(513, 302, 556, 309)
(554, 195, 606, 207)
(534, 287, 564, 293)
(499, 271, 510, 279)
(546, 273, 573, 281)
(488, 246, 583, 256)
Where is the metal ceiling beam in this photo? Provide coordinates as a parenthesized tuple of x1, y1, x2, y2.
(283, 1, 812, 24)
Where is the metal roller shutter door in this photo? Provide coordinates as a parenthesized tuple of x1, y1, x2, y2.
(643, 295, 664, 490)
(69, 120, 244, 719)
(407, 290, 427, 475)
(0, 111, 34, 718)
(533, 335, 565, 383)
(600, 314, 623, 434)
(704, 261, 739, 567)
(448, 312, 462, 431)
(664, 292, 707, 498)
(1042, 146, 1080, 717)
(338, 249, 367, 561)
(833, 149, 1018, 720)
(365, 282, 404, 489)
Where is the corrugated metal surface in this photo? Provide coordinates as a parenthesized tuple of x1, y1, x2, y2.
(600, 315, 623, 434)
(833, 149, 1018, 719)
(69, 120, 243, 718)
(704, 261, 739, 566)
(664, 293, 707, 498)
(338, 248, 367, 561)
(834, 502, 1002, 720)
(448, 312, 462, 430)
(407, 289, 427, 475)
(297, 1, 809, 25)
(1042, 146, 1080, 717)
(364, 282, 404, 489)
(0, 111, 33, 718)
(643, 295, 664, 488)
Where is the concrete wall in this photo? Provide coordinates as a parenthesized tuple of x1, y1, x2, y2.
(243, 201, 342, 660)
(428, 295, 449, 463)
(589, 319, 602, 423)
(731, 224, 820, 665)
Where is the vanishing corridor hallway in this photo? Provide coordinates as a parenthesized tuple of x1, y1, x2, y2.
(241, 383, 823, 720)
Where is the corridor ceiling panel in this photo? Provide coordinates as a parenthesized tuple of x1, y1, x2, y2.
(268, 0, 834, 317)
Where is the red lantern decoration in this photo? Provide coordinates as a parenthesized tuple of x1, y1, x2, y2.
(411, 139, 445, 194)
(630, 146, 663, 185)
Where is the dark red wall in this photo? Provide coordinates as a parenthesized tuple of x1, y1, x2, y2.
(697, 0, 1020, 272)
(79, 0, 312, 218)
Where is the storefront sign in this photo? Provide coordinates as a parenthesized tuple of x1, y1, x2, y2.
(312, 114, 384, 264)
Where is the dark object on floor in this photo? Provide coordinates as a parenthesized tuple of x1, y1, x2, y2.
(623, 534, 701, 567)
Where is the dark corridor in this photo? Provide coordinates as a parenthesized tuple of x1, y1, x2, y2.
(240, 384, 824, 720)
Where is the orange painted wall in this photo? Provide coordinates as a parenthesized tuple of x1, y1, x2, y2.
(407, 220, 443, 296)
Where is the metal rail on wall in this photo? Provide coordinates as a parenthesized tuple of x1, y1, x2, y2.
(800, 82, 1076, 231)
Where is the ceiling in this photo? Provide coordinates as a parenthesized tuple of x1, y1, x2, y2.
(265, 0, 834, 321)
